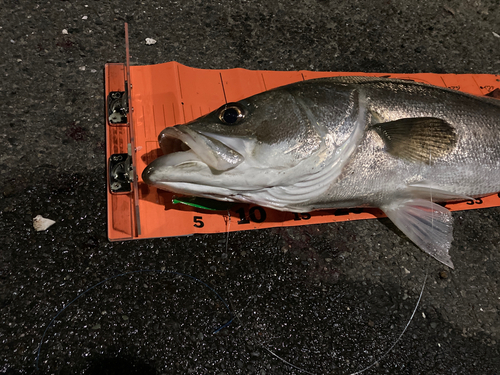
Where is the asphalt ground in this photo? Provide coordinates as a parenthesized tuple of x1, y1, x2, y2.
(1, 1, 499, 374)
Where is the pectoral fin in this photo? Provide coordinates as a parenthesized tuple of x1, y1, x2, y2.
(372, 117, 457, 163)
(380, 199, 454, 268)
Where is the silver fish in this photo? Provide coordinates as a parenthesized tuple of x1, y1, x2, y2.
(142, 77, 500, 268)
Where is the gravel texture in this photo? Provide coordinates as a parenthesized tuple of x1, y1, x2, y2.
(1, 0, 499, 374)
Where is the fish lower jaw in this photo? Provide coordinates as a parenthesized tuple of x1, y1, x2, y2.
(156, 150, 203, 168)
(141, 154, 211, 187)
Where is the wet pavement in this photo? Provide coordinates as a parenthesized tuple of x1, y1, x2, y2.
(1, 1, 499, 374)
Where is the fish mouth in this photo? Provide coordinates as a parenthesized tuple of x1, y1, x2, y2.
(142, 126, 244, 186)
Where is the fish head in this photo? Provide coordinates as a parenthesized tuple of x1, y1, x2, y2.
(142, 80, 365, 209)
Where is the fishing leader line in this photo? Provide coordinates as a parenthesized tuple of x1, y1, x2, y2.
(350, 262, 429, 375)
(252, 262, 430, 375)
(349, 146, 435, 374)
(37, 212, 236, 370)
(255, 151, 436, 374)
(224, 221, 430, 375)
(35, 269, 234, 370)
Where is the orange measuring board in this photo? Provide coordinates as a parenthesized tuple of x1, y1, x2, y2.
(105, 62, 500, 241)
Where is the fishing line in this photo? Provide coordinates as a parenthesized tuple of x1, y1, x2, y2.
(224, 209, 231, 254)
(349, 262, 429, 375)
(250, 261, 429, 375)
(221, 225, 313, 372)
(258, 147, 435, 374)
(35, 269, 234, 370)
(263, 347, 317, 375)
(349, 145, 434, 374)
(230, 288, 314, 374)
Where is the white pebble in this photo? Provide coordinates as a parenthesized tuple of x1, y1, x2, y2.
(493, 31, 500, 38)
(33, 215, 56, 231)
(145, 38, 157, 45)
(82, 15, 88, 20)
(62, 29, 68, 35)
(79, 66, 86, 71)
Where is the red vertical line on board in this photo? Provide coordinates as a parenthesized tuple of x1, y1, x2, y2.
(471, 75, 484, 96)
(176, 64, 186, 124)
(439, 75, 448, 89)
(261, 73, 268, 91)
(171, 102, 177, 125)
(152, 105, 156, 135)
(141, 106, 146, 140)
(125, 23, 141, 236)
(219, 72, 228, 104)
(162, 104, 167, 128)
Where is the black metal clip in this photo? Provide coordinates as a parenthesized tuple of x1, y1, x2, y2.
(108, 86, 128, 124)
(109, 153, 133, 193)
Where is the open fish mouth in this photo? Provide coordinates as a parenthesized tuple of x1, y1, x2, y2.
(160, 126, 244, 170)
(142, 126, 244, 185)
(156, 128, 205, 169)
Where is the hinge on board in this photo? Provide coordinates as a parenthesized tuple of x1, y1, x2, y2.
(109, 145, 134, 194)
(107, 83, 129, 124)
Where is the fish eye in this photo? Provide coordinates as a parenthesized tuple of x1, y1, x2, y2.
(218, 103, 245, 125)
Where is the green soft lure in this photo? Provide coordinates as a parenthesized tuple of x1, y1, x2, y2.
(172, 196, 235, 211)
